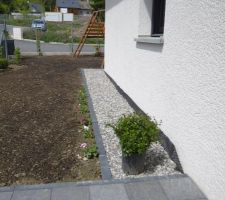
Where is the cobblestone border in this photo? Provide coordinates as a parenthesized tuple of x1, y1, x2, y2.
(80, 69, 112, 180)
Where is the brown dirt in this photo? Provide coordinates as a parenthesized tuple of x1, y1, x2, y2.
(0, 56, 102, 186)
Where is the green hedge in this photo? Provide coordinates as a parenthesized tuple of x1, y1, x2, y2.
(0, 58, 8, 69)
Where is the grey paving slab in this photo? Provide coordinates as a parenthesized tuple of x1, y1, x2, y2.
(0, 187, 14, 193)
(51, 186, 89, 200)
(90, 184, 129, 200)
(0, 192, 13, 200)
(125, 181, 168, 200)
(159, 177, 206, 200)
(11, 189, 51, 200)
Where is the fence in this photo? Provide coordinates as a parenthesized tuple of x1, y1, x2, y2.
(45, 12, 73, 22)
(0, 14, 104, 48)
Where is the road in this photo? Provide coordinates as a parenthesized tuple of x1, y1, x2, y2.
(1, 24, 104, 55)
(14, 39, 104, 55)
(0, 24, 104, 55)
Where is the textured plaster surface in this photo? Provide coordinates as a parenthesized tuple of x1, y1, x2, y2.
(105, 0, 225, 199)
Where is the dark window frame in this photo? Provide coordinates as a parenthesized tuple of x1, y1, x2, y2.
(151, 0, 166, 36)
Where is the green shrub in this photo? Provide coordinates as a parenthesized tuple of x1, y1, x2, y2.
(0, 58, 8, 69)
(108, 113, 160, 156)
(23, 28, 104, 44)
(83, 128, 93, 139)
(79, 87, 89, 114)
(0, 46, 4, 58)
(79, 87, 94, 138)
(84, 144, 99, 159)
(14, 48, 21, 64)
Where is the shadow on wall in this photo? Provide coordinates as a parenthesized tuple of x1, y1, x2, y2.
(160, 131, 183, 172)
(106, 0, 123, 11)
(136, 42, 164, 53)
(105, 72, 183, 173)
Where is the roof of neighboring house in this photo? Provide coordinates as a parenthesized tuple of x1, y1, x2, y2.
(56, 0, 91, 10)
(29, 3, 42, 13)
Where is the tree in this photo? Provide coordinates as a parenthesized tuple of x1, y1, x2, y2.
(0, 0, 14, 14)
(29, 0, 56, 12)
(13, 0, 30, 14)
(44, 0, 56, 11)
(0, 3, 9, 14)
(89, 0, 105, 11)
(0, 0, 56, 14)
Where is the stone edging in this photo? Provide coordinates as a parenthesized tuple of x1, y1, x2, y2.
(80, 69, 113, 180)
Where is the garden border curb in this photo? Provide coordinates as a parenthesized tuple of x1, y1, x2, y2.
(0, 174, 187, 192)
(80, 69, 113, 180)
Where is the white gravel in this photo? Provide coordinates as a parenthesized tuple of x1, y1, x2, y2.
(83, 69, 180, 179)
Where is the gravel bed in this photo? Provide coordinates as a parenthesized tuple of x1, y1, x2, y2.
(83, 69, 180, 179)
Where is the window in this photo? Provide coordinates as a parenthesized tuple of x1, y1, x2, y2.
(136, 0, 165, 44)
(151, 0, 166, 36)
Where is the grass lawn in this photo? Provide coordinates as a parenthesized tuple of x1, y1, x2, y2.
(23, 24, 103, 44)
(5, 16, 104, 44)
(0, 56, 102, 186)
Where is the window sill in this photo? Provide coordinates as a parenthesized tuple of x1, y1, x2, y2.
(135, 36, 164, 44)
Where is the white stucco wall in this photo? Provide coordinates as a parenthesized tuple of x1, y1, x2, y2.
(105, 0, 225, 199)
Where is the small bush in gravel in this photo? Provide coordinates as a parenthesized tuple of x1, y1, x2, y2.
(0, 58, 8, 69)
(108, 113, 160, 156)
(84, 144, 99, 159)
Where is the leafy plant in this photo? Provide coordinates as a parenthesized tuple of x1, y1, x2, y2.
(83, 128, 93, 139)
(108, 113, 160, 156)
(14, 48, 21, 64)
(80, 116, 91, 126)
(0, 58, 8, 69)
(0, 46, 4, 58)
(83, 144, 99, 159)
(13, 0, 30, 14)
(79, 87, 94, 138)
(90, 0, 105, 11)
(79, 87, 89, 114)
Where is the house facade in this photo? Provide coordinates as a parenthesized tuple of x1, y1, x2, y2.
(29, 3, 42, 13)
(105, 0, 225, 200)
(55, 0, 91, 15)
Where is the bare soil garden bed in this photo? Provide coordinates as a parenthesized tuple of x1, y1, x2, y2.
(0, 56, 102, 186)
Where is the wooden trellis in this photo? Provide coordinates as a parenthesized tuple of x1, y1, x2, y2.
(74, 10, 105, 57)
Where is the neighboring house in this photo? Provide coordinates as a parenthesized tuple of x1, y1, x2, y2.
(29, 3, 43, 13)
(105, 0, 225, 200)
(11, 3, 42, 19)
(55, 0, 92, 15)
